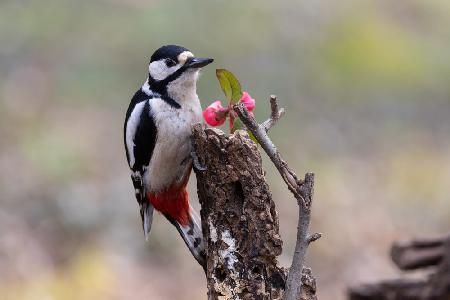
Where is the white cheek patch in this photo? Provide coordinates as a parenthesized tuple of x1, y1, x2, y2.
(148, 59, 181, 81)
(177, 51, 194, 65)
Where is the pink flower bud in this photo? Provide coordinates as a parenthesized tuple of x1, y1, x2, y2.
(240, 92, 255, 111)
(203, 101, 227, 126)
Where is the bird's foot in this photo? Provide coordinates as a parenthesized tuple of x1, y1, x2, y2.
(191, 150, 206, 171)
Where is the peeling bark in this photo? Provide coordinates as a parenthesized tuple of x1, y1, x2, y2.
(192, 124, 317, 300)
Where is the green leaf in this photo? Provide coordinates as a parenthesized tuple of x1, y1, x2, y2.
(216, 69, 243, 104)
(231, 117, 242, 133)
(247, 130, 259, 144)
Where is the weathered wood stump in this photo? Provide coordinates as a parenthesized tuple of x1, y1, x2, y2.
(192, 124, 317, 300)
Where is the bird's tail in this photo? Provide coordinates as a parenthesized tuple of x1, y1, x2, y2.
(140, 202, 154, 241)
(166, 206, 206, 271)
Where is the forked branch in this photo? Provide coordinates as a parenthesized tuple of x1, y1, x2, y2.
(234, 96, 320, 300)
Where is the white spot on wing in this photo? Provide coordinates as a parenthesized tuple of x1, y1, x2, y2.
(125, 100, 146, 168)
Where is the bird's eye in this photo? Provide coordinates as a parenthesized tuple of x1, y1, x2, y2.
(165, 59, 177, 67)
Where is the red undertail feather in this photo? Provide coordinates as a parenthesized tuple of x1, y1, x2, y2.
(147, 186, 190, 226)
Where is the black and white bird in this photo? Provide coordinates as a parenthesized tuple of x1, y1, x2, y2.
(124, 45, 213, 269)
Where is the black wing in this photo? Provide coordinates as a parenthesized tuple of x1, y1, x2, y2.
(124, 89, 157, 169)
(124, 89, 157, 237)
(131, 99, 157, 173)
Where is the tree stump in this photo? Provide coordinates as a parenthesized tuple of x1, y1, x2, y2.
(192, 124, 317, 300)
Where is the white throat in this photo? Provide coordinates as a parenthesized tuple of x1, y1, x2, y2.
(166, 70, 199, 104)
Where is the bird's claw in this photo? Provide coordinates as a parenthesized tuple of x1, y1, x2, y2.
(191, 150, 206, 171)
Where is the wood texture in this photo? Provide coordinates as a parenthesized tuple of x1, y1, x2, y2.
(192, 124, 317, 300)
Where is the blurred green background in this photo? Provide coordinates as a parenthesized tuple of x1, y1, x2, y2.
(1, 0, 450, 299)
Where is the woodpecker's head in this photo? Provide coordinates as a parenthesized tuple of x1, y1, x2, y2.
(146, 45, 213, 99)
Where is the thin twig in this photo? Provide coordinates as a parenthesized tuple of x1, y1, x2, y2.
(234, 101, 303, 202)
(283, 172, 314, 300)
(234, 96, 316, 300)
(307, 233, 322, 244)
(261, 95, 285, 132)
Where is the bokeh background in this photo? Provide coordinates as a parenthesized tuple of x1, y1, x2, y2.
(1, 0, 450, 299)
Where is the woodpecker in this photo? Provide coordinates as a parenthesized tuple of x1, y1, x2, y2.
(124, 45, 213, 269)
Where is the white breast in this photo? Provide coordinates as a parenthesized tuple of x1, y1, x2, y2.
(144, 96, 202, 193)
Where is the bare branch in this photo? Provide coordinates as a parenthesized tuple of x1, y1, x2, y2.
(234, 97, 316, 300)
(307, 233, 322, 244)
(261, 95, 286, 132)
(234, 102, 303, 204)
(283, 173, 314, 300)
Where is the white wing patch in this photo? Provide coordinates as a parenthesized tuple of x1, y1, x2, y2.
(125, 101, 147, 168)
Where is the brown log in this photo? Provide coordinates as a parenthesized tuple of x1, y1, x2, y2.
(348, 279, 427, 300)
(348, 235, 450, 300)
(391, 236, 447, 271)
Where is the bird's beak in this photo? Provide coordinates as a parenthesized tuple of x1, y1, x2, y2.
(186, 57, 214, 69)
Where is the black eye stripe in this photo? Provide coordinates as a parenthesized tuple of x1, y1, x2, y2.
(165, 58, 177, 67)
